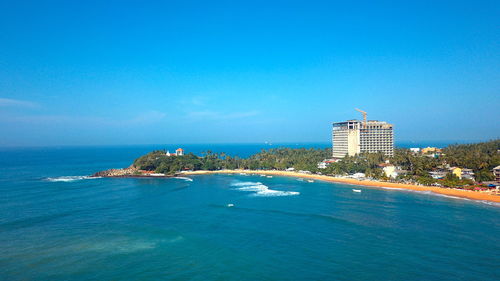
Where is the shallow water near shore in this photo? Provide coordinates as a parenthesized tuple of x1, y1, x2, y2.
(0, 146, 499, 280)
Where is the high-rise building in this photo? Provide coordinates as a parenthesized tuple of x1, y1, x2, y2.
(332, 119, 394, 158)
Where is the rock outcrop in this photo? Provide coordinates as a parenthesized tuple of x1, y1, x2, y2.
(93, 165, 138, 177)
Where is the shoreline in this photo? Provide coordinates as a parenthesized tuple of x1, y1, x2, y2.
(180, 169, 500, 204)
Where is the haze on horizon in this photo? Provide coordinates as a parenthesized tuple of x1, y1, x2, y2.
(0, 0, 499, 147)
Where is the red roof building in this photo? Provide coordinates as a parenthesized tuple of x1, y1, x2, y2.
(175, 148, 184, 156)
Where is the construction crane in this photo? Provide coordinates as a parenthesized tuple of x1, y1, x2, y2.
(355, 108, 367, 129)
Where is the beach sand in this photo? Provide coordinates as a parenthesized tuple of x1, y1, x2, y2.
(182, 169, 500, 203)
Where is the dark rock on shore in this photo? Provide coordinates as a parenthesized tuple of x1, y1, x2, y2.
(93, 166, 138, 177)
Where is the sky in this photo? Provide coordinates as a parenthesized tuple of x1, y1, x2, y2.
(0, 0, 499, 146)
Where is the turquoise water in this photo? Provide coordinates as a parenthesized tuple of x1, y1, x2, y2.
(0, 146, 499, 280)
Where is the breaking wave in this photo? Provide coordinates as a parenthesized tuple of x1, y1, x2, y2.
(480, 201, 500, 207)
(45, 176, 100, 182)
(231, 181, 299, 197)
(173, 177, 193, 182)
(379, 186, 469, 200)
(379, 186, 500, 206)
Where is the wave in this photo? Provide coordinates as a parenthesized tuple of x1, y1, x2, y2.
(379, 186, 466, 199)
(231, 181, 261, 187)
(230, 181, 299, 197)
(173, 177, 193, 182)
(378, 186, 406, 191)
(480, 201, 500, 207)
(45, 176, 100, 182)
(373, 186, 500, 207)
(380, 186, 479, 202)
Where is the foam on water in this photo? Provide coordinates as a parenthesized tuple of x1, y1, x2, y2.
(173, 177, 193, 182)
(71, 235, 184, 254)
(480, 201, 500, 207)
(45, 176, 100, 182)
(73, 239, 155, 254)
(378, 186, 500, 205)
(231, 181, 299, 197)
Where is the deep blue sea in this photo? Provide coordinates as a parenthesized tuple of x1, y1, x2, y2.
(0, 144, 499, 281)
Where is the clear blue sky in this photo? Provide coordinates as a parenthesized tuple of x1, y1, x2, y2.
(0, 0, 499, 146)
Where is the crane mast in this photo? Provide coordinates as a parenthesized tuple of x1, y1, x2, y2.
(355, 108, 367, 129)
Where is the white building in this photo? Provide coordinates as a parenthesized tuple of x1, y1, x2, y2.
(332, 120, 394, 158)
(461, 168, 475, 181)
(317, 162, 328, 169)
(382, 164, 397, 178)
(429, 170, 447, 179)
(494, 165, 500, 183)
(351, 173, 366, 179)
(410, 148, 420, 153)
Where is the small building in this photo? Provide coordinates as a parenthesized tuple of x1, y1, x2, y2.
(429, 170, 447, 179)
(351, 173, 366, 179)
(317, 162, 328, 169)
(175, 148, 184, 156)
(317, 159, 339, 169)
(422, 147, 442, 154)
(285, 167, 295, 172)
(449, 167, 462, 179)
(383, 165, 397, 178)
(409, 148, 420, 154)
(493, 165, 500, 183)
(378, 163, 402, 178)
(424, 153, 440, 159)
(461, 168, 475, 181)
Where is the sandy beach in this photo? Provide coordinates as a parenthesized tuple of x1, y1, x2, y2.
(182, 169, 500, 204)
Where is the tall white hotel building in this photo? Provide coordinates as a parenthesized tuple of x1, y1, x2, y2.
(332, 120, 394, 158)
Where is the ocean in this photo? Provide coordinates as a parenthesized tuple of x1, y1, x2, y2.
(0, 144, 499, 280)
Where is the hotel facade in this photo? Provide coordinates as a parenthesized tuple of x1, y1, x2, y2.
(332, 120, 394, 158)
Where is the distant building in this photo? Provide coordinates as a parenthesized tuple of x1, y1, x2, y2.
(379, 163, 397, 178)
(430, 170, 447, 179)
(165, 148, 185, 157)
(461, 168, 475, 181)
(449, 167, 462, 179)
(317, 159, 339, 169)
(351, 172, 366, 179)
(421, 147, 442, 154)
(493, 165, 500, 183)
(332, 120, 394, 158)
(409, 148, 420, 153)
(317, 162, 328, 169)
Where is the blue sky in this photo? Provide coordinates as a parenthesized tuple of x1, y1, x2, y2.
(0, 0, 499, 146)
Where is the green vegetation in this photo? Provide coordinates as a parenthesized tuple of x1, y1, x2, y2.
(442, 140, 500, 182)
(133, 148, 331, 175)
(134, 152, 204, 175)
(440, 172, 474, 188)
(243, 148, 330, 171)
(391, 148, 440, 176)
(322, 152, 385, 178)
(132, 140, 499, 189)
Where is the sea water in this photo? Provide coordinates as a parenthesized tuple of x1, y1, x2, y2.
(0, 145, 499, 280)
